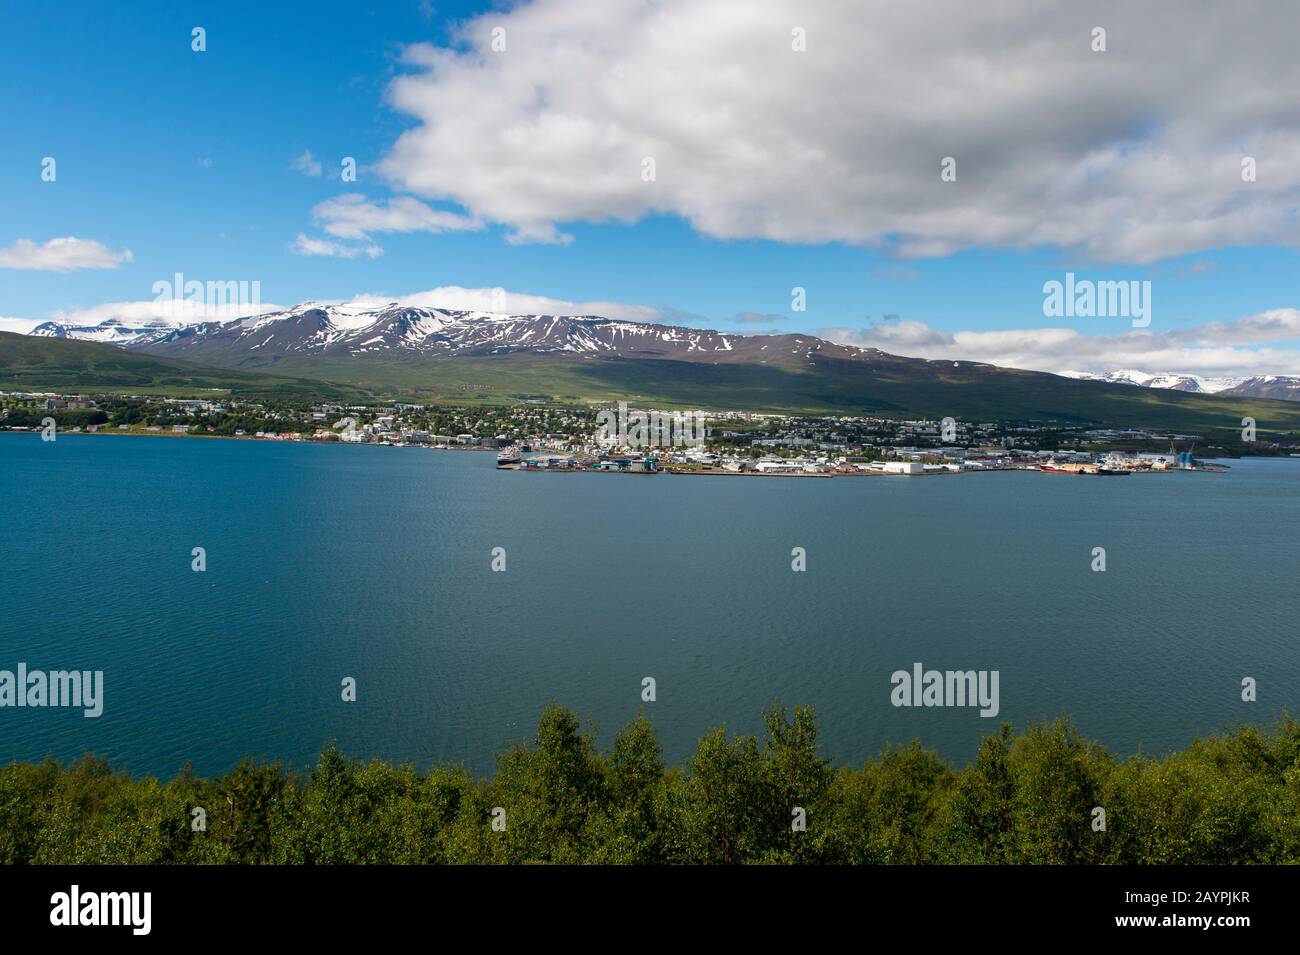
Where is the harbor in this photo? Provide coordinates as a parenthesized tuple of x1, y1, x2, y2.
(497, 444, 1229, 477)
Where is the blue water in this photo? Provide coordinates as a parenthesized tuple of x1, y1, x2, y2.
(1, 433, 1297, 778)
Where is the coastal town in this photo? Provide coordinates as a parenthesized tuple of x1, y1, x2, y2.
(4, 389, 1294, 477)
(495, 441, 1229, 476)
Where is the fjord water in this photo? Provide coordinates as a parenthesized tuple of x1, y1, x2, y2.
(2, 433, 1297, 778)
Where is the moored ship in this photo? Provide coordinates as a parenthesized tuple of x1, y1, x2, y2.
(496, 446, 521, 468)
(1039, 457, 1094, 474)
(1094, 453, 1132, 475)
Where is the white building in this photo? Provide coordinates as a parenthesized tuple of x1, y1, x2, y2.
(755, 459, 804, 473)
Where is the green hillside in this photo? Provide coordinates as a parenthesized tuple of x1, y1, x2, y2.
(233, 349, 1300, 437)
(7, 331, 1300, 438)
(0, 332, 365, 401)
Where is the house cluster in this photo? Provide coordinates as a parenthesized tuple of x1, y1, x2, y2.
(311, 421, 505, 447)
(1080, 428, 1205, 445)
(604, 444, 1033, 476)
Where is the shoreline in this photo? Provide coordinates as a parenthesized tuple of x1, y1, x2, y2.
(0, 429, 498, 450)
(0, 429, 1260, 475)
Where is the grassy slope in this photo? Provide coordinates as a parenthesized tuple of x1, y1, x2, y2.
(237, 349, 1300, 435)
(0, 332, 365, 400)
(9, 331, 1300, 435)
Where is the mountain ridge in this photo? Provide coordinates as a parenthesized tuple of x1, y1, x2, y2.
(1061, 368, 1300, 401)
(33, 301, 905, 369)
(22, 304, 1300, 430)
(36, 304, 1300, 400)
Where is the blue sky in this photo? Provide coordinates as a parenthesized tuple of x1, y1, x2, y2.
(3, 0, 1299, 378)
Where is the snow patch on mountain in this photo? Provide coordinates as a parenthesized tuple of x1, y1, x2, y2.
(28, 301, 773, 361)
(1060, 368, 1249, 394)
(30, 305, 1297, 402)
(30, 318, 179, 347)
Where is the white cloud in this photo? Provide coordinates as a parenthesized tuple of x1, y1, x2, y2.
(293, 193, 481, 257)
(51, 298, 284, 327)
(311, 193, 480, 240)
(0, 237, 133, 272)
(0, 316, 42, 335)
(376, 0, 1300, 261)
(291, 232, 383, 259)
(31, 285, 662, 329)
(822, 309, 1300, 378)
(290, 150, 322, 177)
(349, 285, 663, 323)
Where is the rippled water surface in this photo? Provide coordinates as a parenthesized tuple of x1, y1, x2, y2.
(2, 433, 1297, 777)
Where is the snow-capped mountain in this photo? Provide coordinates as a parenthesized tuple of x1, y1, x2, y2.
(1061, 368, 1300, 402)
(27, 301, 896, 367)
(30, 317, 180, 347)
(26, 304, 1300, 403)
(1218, 376, 1300, 401)
(1061, 369, 1247, 394)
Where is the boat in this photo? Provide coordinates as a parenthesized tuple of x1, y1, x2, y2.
(1039, 457, 1092, 474)
(496, 446, 521, 468)
(1092, 453, 1133, 475)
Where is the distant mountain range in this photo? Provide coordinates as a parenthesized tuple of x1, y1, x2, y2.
(17, 303, 1300, 433)
(34, 305, 1300, 403)
(32, 302, 871, 365)
(1061, 368, 1300, 402)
